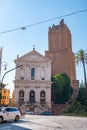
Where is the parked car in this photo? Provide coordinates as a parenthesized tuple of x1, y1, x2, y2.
(40, 111, 52, 115)
(0, 107, 21, 123)
(24, 110, 34, 115)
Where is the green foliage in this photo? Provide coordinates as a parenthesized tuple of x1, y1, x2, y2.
(62, 73, 73, 101)
(52, 73, 73, 104)
(77, 88, 87, 105)
(65, 49, 87, 116)
(64, 88, 87, 116)
(64, 99, 82, 113)
(62, 73, 71, 85)
(75, 49, 87, 64)
(52, 74, 65, 96)
(77, 88, 87, 112)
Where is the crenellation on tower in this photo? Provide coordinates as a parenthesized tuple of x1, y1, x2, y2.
(48, 19, 72, 51)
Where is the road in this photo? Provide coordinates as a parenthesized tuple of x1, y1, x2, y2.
(0, 115, 87, 130)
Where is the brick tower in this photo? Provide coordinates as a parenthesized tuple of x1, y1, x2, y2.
(45, 19, 79, 96)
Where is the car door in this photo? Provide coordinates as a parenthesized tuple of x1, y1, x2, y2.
(5, 108, 16, 120)
(3, 108, 11, 120)
(10, 108, 17, 119)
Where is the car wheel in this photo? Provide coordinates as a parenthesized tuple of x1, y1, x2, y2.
(15, 115, 19, 122)
(0, 116, 3, 123)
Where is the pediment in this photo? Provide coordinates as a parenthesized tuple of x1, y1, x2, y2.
(15, 50, 51, 63)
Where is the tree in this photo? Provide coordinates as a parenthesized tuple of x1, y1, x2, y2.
(77, 88, 87, 112)
(75, 49, 87, 91)
(52, 73, 73, 104)
(51, 74, 65, 103)
(77, 88, 87, 106)
(62, 73, 73, 102)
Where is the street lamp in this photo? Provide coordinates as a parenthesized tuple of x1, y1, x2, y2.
(0, 61, 7, 80)
(0, 65, 22, 106)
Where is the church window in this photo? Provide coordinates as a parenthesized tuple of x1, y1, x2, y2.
(31, 68, 35, 80)
(41, 67, 45, 80)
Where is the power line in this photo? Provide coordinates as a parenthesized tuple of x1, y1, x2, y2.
(0, 9, 87, 35)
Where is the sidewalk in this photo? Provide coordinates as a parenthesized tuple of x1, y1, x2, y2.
(23, 115, 87, 130)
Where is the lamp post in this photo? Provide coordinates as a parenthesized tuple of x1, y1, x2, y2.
(0, 65, 22, 106)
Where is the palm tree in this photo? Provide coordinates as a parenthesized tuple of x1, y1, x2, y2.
(75, 49, 87, 91)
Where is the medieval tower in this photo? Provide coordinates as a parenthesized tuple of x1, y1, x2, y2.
(45, 19, 79, 96)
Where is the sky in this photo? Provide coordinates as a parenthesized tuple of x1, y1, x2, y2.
(0, 0, 87, 95)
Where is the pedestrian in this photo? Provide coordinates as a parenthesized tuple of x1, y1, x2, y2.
(19, 107, 24, 116)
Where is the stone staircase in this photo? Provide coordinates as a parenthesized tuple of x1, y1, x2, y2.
(35, 102, 48, 111)
(17, 102, 49, 114)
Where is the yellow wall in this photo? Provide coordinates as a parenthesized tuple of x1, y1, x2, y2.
(1, 88, 10, 106)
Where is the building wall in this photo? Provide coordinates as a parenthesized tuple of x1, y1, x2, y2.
(45, 49, 76, 87)
(45, 19, 79, 90)
(1, 88, 10, 105)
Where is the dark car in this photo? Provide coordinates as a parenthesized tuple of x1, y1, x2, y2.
(40, 111, 52, 115)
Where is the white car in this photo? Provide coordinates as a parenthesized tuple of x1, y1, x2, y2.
(24, 110, 33, 115)
(0, 107, 21, 123)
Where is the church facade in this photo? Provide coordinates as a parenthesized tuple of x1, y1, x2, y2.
(13, 49, 52, 114)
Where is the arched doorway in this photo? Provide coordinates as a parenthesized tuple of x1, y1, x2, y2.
(30, 90, 35, 102)
(19, 90, 24, 103)
(40, 91, 45, 103)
